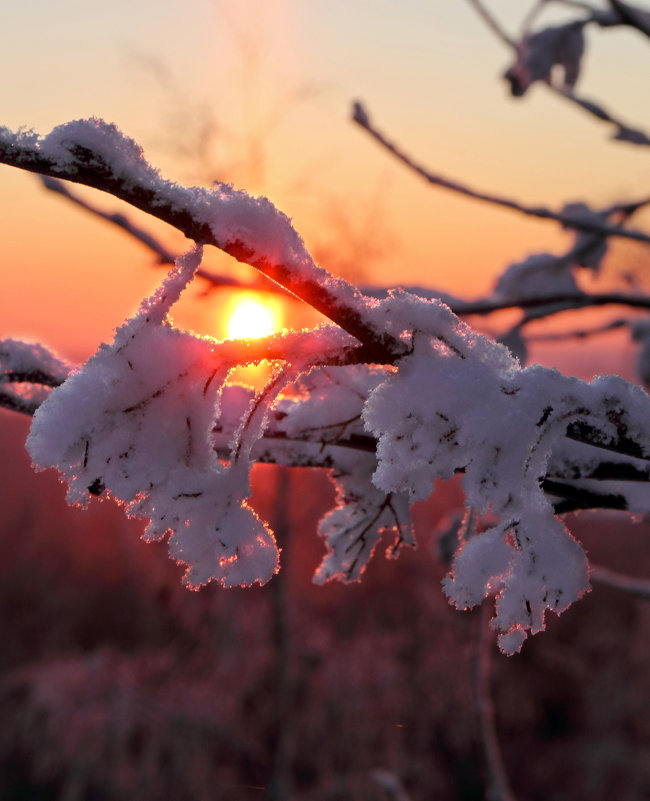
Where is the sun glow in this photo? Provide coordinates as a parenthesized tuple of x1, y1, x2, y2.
(227, 294, 281, 340)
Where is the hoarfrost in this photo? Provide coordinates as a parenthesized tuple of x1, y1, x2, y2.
(26, 246, 280, 589)
(362, 291, 650, 653)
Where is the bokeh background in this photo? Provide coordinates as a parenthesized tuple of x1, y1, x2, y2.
(1, 2, 650, 800)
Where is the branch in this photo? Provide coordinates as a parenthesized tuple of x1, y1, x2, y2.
(39, 175, 294, 298)
(466, 0, 650, 144)
(591, 563, 650, 598)
(0, 122, 405, 363)
(351, 103, 650, 246)
(476, 606, 518, 801)
(454, 291, 650, 316)
(608, 0, 650, 38)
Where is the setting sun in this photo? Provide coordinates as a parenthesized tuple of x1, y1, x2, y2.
(226, 294, 282, 340)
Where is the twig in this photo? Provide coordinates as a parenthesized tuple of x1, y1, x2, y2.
(39, 175, 296, 298)
(608, 0, 650, 38)
(467, 0, 516, 47)
(0, 125, 406, 364)
(476, 605, 518, 801)
(525, 318, 627, 341)
(466, 0, 650, 143)
(591, 563, 650, 598)
(352, 102, 650, 246)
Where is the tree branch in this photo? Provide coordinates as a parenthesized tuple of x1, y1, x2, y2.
(466, 0, 650, 144)
(591, 563, 650, 598)
(39, 175, 294, 298)
(351, 103, 650, 245)
(0, 123, 406, 363)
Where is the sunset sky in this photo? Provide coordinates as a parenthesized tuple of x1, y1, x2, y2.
(1, 0, 649, 360)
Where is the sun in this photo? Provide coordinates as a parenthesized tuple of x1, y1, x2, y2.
(226, 294, 281, 340)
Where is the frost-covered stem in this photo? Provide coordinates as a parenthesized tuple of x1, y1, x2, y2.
(0, 130, 404, 362)
(268, 466, 292, 801)
(352, 103, 650, 245)
(591, 563, 650, 599)
(39, 175, 292, 297)
(476, 605, 518, 801)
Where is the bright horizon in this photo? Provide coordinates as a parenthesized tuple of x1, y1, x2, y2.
(1, 0, 649, 361)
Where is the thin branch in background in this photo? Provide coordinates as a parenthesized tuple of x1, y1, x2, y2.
(524, 317, 628, 341)
(457, 291, 650, 316)
(39, 175, 291, 298)
(608, 0, 650, 38)
(476, 605, 518, 801)
(351, 102, 650, 246)
(591, 563, 650, 599)
(466, 0, 650, 144)
(467, 0, 516, 47)
(518, 0, 549, 39)
(0, 127, 406, 362)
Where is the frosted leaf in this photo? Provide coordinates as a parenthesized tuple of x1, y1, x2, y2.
(271, 364, 413, 583)
(560, 202, 609, 271)
(363, 292, 650, 651)
(504, 22, 585, 96)
(494, 252, 579, 302)
(26, 246, 279, 588)
(441, 527, 513, 609)
(315, 461, 413, 584)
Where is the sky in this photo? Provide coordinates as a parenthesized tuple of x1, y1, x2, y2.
(1, 0, 649, 360)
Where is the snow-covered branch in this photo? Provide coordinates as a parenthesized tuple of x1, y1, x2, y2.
(3, 116, 650, 654)
(0, 121, 405, 363)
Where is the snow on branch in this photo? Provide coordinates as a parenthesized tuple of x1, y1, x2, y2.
(4, 119, 650, 654)
(0, 120, 405, 362)
(467, 0, 650, 145)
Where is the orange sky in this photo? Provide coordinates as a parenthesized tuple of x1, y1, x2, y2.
(1, 0, 649, 362)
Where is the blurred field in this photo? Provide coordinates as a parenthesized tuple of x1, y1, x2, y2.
(0, 400, 649, 800)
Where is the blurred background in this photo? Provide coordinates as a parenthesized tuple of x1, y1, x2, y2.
(1, 1, 650, 799)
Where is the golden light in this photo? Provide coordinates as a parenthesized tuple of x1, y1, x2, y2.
(227, 294, 281, 340)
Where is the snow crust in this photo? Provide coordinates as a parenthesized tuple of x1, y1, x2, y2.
(26, 247, 279, 589)
(362, 291, 650, 652)
(17, 121, 650, 652)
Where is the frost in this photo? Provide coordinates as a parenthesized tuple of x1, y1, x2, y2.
(494, 252, 579, 301)
(274, 366, 414, 582)
(362, 291, 650, 653)
(26, 246, 280, 589)
(0, 338, 71, 384)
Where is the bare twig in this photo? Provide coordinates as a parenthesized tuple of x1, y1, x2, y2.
(476, 605, 518, 801)
(608, 0, 650, 38)
(525, 318, 627, 341)
(456, 291, 650, 316)
(591, 563, 650, 598)
(467, 0, 516, 47)
(352, 102, 650, 246)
